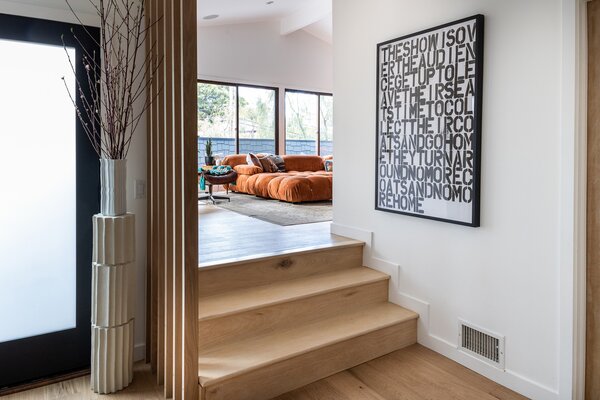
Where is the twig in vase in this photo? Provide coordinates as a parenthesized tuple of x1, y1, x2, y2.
(62, 0, 162, 160)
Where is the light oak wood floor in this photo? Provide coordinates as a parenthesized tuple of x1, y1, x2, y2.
(198, 203, 344, 267)
(1, 363, 162, 400)
(3, 345, 526, 400)
(5, 206, 527, 399)
(274, 344, 527, 400)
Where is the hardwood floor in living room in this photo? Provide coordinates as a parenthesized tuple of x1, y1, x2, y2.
(198, 202, 344, 266)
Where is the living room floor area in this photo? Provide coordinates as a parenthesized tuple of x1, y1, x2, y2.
(198, 203, 346, 267)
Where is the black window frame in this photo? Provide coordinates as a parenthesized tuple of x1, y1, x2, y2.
(284, 88, 333, 156)
(197, 79, 280, 154)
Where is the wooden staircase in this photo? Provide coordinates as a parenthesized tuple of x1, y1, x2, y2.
(197, 241, 418, 400)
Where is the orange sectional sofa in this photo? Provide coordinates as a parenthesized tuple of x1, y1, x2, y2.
(221, 154, 332, 203)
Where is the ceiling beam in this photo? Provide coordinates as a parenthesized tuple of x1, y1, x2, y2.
(280, 0, 331, 36)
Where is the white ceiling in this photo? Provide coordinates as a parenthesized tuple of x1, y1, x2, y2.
(302, 14, 332, 44)
(1, 0, 332, 43)
(197, 0, 332, 43)
(198, 0, 310, 26)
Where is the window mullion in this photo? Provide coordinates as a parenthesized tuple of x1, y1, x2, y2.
(235, 85, 240, 154)
(317, 94, 321, 156)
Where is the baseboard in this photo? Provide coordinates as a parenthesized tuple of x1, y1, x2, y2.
(394, 291, 431, 344)
(420, 334, 559, 400)
(330, 223, 372, 246)
(367, 256, 398, 277)
(389, 286, 559, 400)
(329, 224, 559, 399)
(134, 342, 146, 362)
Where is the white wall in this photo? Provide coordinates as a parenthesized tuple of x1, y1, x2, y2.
(0, 0, 148, 362)
(198, 20, 333, 151)
(198, 20, 333, 92)
(332, 1, 580, 399)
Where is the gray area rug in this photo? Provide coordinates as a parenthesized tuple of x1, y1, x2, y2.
(214, 193, 332, 226)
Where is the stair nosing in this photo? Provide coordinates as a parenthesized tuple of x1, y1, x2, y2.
(198, 268, 390, 322)
(198, 239, 364, 270)
(198, 304, 418, 387)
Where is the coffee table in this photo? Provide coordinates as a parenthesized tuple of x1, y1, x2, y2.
(198, 169, 238, 204)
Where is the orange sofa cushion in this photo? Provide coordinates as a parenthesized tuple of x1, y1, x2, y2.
(233, 165, 262, 175)
(268, 174, 332, 203)
(222, 154, 331, 202)
(282, 155, 324, 172)
(222, 154, 251, 168)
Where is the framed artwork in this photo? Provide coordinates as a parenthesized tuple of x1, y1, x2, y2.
(375, 14, 484, 227)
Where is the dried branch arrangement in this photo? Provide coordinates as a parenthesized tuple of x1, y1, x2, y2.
(63, 0, 160, 159)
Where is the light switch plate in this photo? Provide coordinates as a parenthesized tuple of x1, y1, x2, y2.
(134, 179, 146, 200)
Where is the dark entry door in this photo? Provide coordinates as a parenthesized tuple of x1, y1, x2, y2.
(0, 13, 99, 389)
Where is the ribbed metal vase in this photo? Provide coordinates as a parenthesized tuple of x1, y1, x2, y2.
(100, 159, 127, 216)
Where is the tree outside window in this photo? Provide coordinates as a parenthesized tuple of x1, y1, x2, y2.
(285, 90, 333, 156)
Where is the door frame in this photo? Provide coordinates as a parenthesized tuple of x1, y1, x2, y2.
(0, 12, 100, 390)
(566, 0, 590, 398)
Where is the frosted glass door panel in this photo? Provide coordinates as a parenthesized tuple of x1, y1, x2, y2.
(0, 40, 77, 343)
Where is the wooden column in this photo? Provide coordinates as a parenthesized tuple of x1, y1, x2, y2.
(172, 0, 185, 397)
(145, 0, 154, 366)
(163, 0, 174, 396)
(588, 1, 600, 398)
(155, 0, 165, 387)
(183, 0, 199, 395)
(146, 0, 198, 398)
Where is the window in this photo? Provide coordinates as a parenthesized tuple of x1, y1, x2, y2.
(0, 13, 100, 388)
(198, 81, 278, 159)
(285, 90, 333, 156)
(319, 95, 333, 155)
(197, 82, 237, 156)
(0, 39, 77, 343)
(239, 86, 277, 154)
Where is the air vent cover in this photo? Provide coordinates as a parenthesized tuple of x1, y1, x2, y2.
(458, 320, 505, 369)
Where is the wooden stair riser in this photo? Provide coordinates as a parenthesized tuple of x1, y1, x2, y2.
(197, 245, 363, 297)
(199, 280, 389, 350)
(200, 319, 417, 400)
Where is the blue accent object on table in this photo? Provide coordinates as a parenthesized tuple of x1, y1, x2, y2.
(207, 165, 232, 175)
(199, 165, 235, 191)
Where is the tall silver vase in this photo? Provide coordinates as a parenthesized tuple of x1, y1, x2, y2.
(100, 159, 127, 216)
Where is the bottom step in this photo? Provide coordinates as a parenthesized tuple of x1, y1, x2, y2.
(199, 303, 418, 400)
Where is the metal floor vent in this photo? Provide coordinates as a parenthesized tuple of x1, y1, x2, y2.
(458, 320, 505, 369)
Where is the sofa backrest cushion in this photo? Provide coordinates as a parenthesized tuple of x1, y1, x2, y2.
(282, 155, 324, 172)
(223, 154, 324, 172)
(222, 154, 249, 168)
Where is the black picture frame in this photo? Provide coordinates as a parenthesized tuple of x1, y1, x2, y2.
(375, 14, 484, 227)
(0, 13, 100, 389)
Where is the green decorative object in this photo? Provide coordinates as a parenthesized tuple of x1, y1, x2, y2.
(205, 138, 215, 165)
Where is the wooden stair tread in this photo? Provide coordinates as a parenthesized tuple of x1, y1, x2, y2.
(198, 302, 418, 386)
(198, 239, 364, 270)
(198, 267, 389, 321)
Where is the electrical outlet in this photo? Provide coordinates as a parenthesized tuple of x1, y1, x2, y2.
(134, 179, 146, 199)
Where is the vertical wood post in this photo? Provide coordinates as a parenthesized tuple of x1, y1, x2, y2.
(588, 1, 600, 398)
(146, 0, 198, 397)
